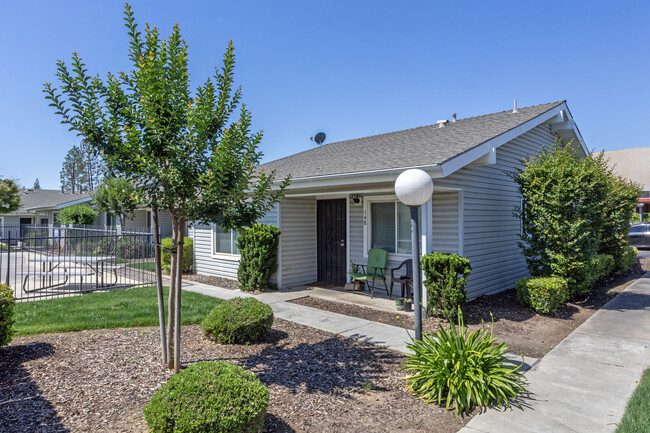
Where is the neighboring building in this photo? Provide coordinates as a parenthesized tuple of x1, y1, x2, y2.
(0, 188, 173, 237)
(601, 147, 650, 217)
(191, 101, 587, 300)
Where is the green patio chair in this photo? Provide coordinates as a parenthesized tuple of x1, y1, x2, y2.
(349, 248, 389, 298)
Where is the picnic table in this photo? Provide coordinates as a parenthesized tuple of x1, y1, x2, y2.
(21, 255, 121, 292)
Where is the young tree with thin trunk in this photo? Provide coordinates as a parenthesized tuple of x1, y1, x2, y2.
(92, 177, 138, 227)
(44, 4, 289, 373)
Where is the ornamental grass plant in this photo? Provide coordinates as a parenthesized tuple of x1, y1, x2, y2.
(402, 309, 528, 414)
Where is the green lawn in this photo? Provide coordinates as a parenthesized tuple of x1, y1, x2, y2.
(616, 368, 650, 432)
(127, 261, 157, 272)
(14, 286, 222, 335)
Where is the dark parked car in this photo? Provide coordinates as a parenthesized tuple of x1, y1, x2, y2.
(628, 223, 650, 248)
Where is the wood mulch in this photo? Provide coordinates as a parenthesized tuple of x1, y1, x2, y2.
(291, 258, 650, 358)
(182, 273, 239, 290)
(1, 319, 473, 433)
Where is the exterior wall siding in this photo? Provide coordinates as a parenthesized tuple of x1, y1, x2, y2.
(192, 204, 279, 281)
(434, 123, 555, 299)
(279, 198, 317, 288)
(432, 192, 460, 255)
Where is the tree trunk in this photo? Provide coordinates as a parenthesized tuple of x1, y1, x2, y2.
(174, 217, 185, 373)
(152, 207, 167, 366)
(166, 217, 178, 369)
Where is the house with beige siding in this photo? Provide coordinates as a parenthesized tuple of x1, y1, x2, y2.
(190, 101, 588, 300)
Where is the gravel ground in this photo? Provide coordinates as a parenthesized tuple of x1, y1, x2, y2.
(1, 319, 473, 433)
(292, 258, 650, 358)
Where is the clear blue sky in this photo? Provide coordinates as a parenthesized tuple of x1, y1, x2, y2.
(1, 1, 648, 189)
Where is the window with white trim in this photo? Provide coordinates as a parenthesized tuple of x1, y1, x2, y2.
(369, 200, 421, 254)
(213, 225, 239, 255)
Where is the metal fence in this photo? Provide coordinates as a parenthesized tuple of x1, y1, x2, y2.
(0, 224, 157, 301)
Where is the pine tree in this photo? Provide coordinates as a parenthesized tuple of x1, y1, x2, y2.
(33, 178, 41, 189)
(60, 143, 105, 192)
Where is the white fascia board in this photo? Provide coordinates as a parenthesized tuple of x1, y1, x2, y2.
(440, 102, 575, 177)
(274, 165, 443, 191)
(54, 196, 94, 209)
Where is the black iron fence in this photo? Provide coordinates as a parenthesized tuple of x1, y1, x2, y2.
(0, 224, 157, 301)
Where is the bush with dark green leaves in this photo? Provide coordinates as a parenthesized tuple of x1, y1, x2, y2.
(421, 252, 471, 321)
(586, 254, 615, 288)
(615, 246, 637, 275)
(202, 298, 273, 344)
(237, 224, 280, 292)
(402, 309, 528, 414)
(0, 284, 15, 347)
(57, 204, 98, 225)
(510, 140, 640, 297)
(516, 277, 569, 315)
(161, 237, 193, 274)
(143, 361, 269, 433)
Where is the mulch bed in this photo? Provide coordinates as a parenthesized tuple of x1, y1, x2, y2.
(1, 319, 473, 433)
(291, 258, 650, 358)
(182, 273, 239, 290)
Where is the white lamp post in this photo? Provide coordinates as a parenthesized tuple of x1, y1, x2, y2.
(395, 169, 433, 341)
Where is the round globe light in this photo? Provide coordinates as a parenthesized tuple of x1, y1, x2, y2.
(395, 169, 433, 206)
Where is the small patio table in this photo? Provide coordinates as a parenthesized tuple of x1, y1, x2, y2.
(22, 256, 117, 292)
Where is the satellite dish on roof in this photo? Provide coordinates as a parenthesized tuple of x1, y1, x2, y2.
(310, 132, 326, 145)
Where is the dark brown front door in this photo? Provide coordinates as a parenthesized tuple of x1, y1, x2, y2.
(317, 199, 347, 285)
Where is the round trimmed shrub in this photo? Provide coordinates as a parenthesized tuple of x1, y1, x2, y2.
(143, 361, 269, 433)
(202, 298, 273, 344)
(0, 284, 15, 347)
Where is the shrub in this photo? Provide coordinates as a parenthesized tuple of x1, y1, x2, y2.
(421, 252, 471, 321)
(0, 284, 15, 347)
(584, 254, 615, 289)
(161, 237, 193, 273)
(402, 309, 528, 414)
(615, 246, 637, 275)
(143, 361, 269, 433)
(202, 298, 273, 344)
(57, 204, 98, 225)
(510, 142, 640, 297)
(237, 224, 280, 292)
(516, 277, 569, 315)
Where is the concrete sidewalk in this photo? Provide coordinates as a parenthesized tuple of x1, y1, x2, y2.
(181, 279, 537, 368)
(459, 273, 650, 433)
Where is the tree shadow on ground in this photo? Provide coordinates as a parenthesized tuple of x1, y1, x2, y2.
(237, 334, 401, 396)
(0, 342, 68, 433)
(264, 412, 296, 433)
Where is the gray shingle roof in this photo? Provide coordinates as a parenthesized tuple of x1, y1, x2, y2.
(258, 101, 565, 180)
(8, 189, 92, 215)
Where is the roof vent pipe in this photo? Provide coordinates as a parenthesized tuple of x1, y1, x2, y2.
(452, 113, 457, 122)
(512, 99, 518, 114)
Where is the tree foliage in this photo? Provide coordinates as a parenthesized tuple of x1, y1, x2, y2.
(60, 142, 104, 193)
(0, 179, 20, 214)
(57, 204, 98, 225)
(511, 140, 640, 296)
(92, 177, 139, 227)
(44, 4, 289, 372)
(33, 178, 41, 189)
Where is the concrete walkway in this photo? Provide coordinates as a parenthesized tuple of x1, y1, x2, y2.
(459, 273, 650, 433)
(181, 279, 536, 367)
